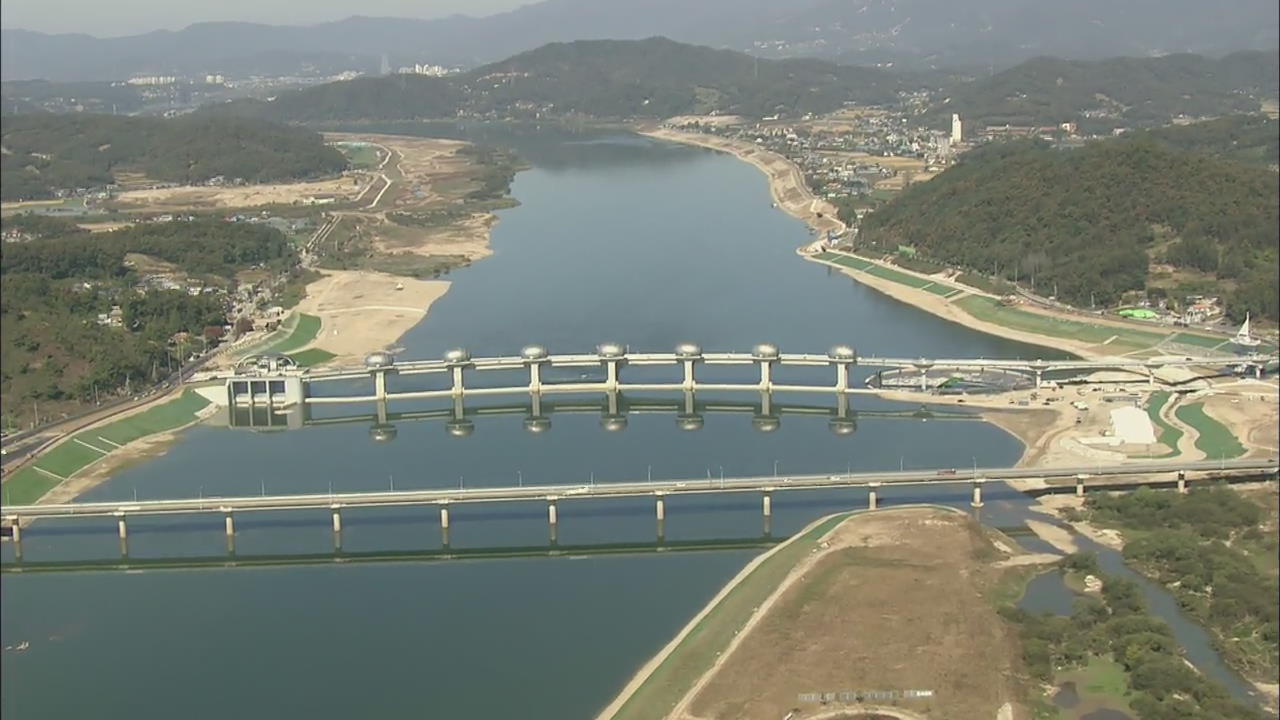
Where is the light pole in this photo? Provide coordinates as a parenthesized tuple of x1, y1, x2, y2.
(773, 460, 779, 477)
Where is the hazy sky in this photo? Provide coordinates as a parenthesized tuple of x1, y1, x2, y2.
(2, 0, 535, 37)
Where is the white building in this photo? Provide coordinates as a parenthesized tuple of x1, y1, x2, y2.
(950, 113, 963, 143)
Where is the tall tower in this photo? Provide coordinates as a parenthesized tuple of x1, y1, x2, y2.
(380, 53, 391, 75)
(950, 113, 963, 143)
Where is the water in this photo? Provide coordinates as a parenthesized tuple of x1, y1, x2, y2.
(0, 126, 1251, 717)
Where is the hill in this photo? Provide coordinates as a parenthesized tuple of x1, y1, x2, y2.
(1143, 115, 1280, 167)
(0, 113, 346, 200)
(4, 0, 1277, 81)
(856, 138, 1279, 321)
(209, 38, 900, 123)
(933, 50, 1279, 132)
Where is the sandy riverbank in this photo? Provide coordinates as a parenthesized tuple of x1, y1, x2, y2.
(640, 128, 846, 237)
(291, 269, 451, 365)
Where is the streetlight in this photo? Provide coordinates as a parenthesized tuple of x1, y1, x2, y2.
(773, 460, 779, 477)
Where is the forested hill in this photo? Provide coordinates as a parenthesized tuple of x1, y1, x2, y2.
(930, 50, 1279, 132)
(1143, 115, 1280, 168)
(0, 113, 347, 201)
(857, 138, 1280, 321)
(207, 37, 900, 123)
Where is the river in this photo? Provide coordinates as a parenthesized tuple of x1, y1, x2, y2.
(0, 125, 1256, 717)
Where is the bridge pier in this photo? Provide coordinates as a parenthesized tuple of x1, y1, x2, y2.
(115, 511, 129, 558)
(1177, 470, 1187, 494)
(762, 489, 773, 537)
(7, 517, 21, 561)
(547, 497, 559, 546)
(1034, 370, 1043, 390)
(971, 478, 985, 508)
(444, 348, 471, 398)
(598, 343, 624, 392)
(223, 509, 236, 554)
(331, 505, 343, 552)
(373, 370, 388, 402)
(439, 502, 451, 549)
(1075, 475, 1086, 497)
(867, 481, 880, 510)
(753, 344, 779, 391)
(829, 345, 856, 393)
(655, 493, 666, 543)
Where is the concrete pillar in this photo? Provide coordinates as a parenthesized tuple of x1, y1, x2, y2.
(450, 366, 465, 398)
(606, 390, 620, 417)
(682, 360, 696, 391)
(439, 503, 451, 549)
(682, 390, 695, 417)
(1148, 368, 1155, 388)
(1075, 477, 1085, 497)
(8, 518, 21, 561)
(868, 482, 880, 510)
(265, 379, 274, 407)
(116, 512, 129, 557)
(528, 362, 542, 393)
(375, 399, 389, 426)
(834, 363, 850, 393)
(605, 360, 620, 391)
(1256, 364, 1263, 380)
(1177, 470, 1187, 494)
(920, 369, 928, 392)
(374, 370, 388, 401)
(655, 494, 666, 543)
(762, 490, 773, 537)
(760, 391, 773, 418)
(971, 479, 985, 508)
(331, 505, 342, 551)
(548, 498, 559, 546)
(531, 392, 543, 419)
(1035, 370, 1043, 389)
(224, 510, 235, 554)
(759, 360, 773, 390)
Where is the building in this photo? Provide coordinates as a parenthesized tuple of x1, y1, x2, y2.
(950, 113, 963, 143)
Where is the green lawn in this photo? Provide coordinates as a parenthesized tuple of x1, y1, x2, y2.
(261, 313, 322, 355)
(1054, 656, 1133, 719)
(1169, 332, 1231, 350)
(609, 512, 851, 720)
(334, 143, 382, 169)
(289, 348, 337, 367)
(1174, 402, 1246, 460)
(2, 390, 210, 505)
(955, 296, 1169, 350)
(1145, 392, 1184, 457)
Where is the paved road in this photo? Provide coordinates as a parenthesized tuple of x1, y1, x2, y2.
(6, 458, 1275, 519)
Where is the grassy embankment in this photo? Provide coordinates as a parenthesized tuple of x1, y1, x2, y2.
(1144, 391, 1184, 458)
(1174, 403, 1247, 460)
(607, 512, 851, 720)
(2, 389, 211, 504)
(813, 250, 1233, 355)
(247, 312, 335, 367)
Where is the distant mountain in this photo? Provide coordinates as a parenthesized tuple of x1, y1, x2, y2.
(930, 50, 1279, 132)
(4, 0, 1277, 81)
(206, 38, 900, 123)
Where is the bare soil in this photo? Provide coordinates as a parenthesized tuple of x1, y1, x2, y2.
(675, 509, 1028, 720)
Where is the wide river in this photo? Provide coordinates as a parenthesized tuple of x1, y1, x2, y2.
(0, 126, 1257, 717)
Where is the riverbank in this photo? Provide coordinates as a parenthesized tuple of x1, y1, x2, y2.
(642, 126, 1250, 365)
(599, 506, 1039, 720)
(638, 127, 846, 238)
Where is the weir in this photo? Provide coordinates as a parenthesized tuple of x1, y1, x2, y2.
(219, 346, 1273, 411)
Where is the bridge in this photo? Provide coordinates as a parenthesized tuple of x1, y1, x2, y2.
(5, 458, 1275, 561)
(215, 344, 1276, 411)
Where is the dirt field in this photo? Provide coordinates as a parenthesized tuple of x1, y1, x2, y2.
(291, 269, 450, 364)
(672, 508, 1028, 720)
(109, 175, 367, 211)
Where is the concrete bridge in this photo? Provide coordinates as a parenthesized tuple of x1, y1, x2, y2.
(218, 344, 1276, 410)
(5, 458, 1275, 561)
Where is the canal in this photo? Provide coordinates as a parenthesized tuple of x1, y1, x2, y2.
(0, 126, 1256, 717)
